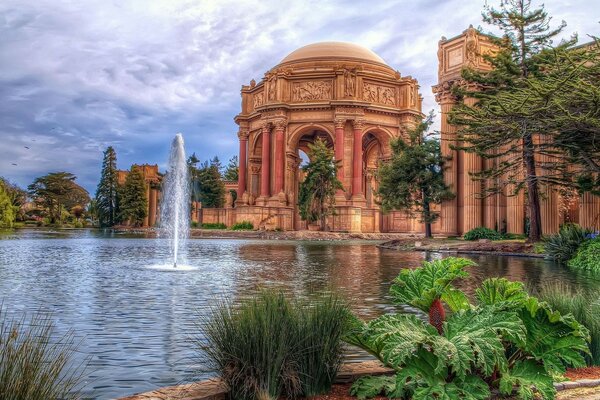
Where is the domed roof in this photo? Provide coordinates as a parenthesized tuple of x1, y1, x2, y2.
(278, 42, 388, 66)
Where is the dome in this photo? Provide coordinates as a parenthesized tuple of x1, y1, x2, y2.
(278, 42, 388, 66)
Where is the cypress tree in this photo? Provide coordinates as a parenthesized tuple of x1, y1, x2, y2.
(118, 167, 148, 226)
(298, 139, 343, 230)
(377, 115, 455, 238)
(95, 146, 119, 227)
(449, 0, 567, 241)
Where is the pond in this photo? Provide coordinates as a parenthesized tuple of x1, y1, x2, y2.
(0, 229, 599, 399)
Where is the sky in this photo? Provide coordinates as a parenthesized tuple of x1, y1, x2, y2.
(0, 0, 598, 194)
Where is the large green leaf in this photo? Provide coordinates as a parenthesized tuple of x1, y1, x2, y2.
(389, 257, 474, 312)
(499, 360, 555, 400)
(475, 278, 528, 309)
(349, 375, 396, 400)
(519, 297, 589, 374)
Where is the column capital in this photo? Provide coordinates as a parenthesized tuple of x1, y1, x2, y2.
(273, 118, 287, 131)
(237, 129, 249, 140)
(261, 122, 271, 132)
(334, 118, 346, 129)
(352, 118, 365, 130)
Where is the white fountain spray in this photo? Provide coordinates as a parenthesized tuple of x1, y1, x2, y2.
(160, 133, 190, 268)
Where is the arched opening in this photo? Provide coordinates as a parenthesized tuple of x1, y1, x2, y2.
(362, 132, 384, 207)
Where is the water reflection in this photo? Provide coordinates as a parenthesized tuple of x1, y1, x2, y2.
(0, 230, 598, 399)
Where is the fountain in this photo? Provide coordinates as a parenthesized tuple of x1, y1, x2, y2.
(159, 133, 190, 268)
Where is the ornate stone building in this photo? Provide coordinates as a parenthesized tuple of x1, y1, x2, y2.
(232, 42, 424, 231)
(433, 26, 600, 235)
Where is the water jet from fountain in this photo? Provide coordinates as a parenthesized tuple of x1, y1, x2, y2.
(159, 133, 190, 268)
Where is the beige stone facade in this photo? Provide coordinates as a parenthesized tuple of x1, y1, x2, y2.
(433, 26, 600, 235)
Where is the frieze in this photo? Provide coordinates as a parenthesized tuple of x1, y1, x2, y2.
(362, 83, 396, 106)
(253, 92, 264, 108)
(292, 80, 333, 102)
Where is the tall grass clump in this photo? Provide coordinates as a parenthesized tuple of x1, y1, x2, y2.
(535, 282, 600, 365)
(199, 290, 351, 400)
(0, 307, 86, 400)
(543, 223, 591, 264)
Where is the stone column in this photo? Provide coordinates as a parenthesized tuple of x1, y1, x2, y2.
(149, 188, 157, 226)
(273, 120, 286, 195)
(461, 97, 483, 232)
(351, 119, 364, 199)
(237, 129, 248, 198)
(143, 183, 150, 227)
(580, 192, 600, 230)
(260, 123, 271, 199)
(334, 118, 346, 196)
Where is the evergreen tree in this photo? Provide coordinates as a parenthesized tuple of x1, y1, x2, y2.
(118, 167, 147, 226)
(449, 0, 567, 241)
(0, 177, 27, 222)
(377, 115, 455, 238)
(223, 156, 239, 181)
(198, 160, 226, 208)
(28, 172, 90, 224)
(95, 146, 119, 227)
(0, 180, 15, 228)
(210, 156, 223, 177)
(298, 139, 343, 230)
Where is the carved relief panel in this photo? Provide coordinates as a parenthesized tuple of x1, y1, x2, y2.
(362, 82, 396, 106)
(292, 80, 333, 102)
(253, 92, 264, 109)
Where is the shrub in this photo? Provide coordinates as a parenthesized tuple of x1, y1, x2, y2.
(231, 221, 253, 231)
(463, 226, 503, 241)
(543, 223, 591, 264)
(535, 282, 600, 366)
(190, 221, 199, 228)
(201, 222, 227, 229)
(568, 237, 600, 272)
(199, 290, 351, 400)
(0, 307, 86, 399)
(345, 257, 589, 400)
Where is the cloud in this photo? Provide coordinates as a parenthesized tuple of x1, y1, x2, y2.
(0, 0, 597, 193)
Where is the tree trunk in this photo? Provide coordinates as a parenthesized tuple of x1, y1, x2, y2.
(523, 130, 542, 242)
(423, 193, 433, 238)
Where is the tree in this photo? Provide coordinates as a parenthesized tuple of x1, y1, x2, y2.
(0, 177, 27, 222)
(298, 139, 343, 230)
(189, 155, 226, 208)
(95, 146, 119, 227)
(377, 115, 455, 238)
(0, 180, 15, 228)
(28, 172, 90, 224)
(449, 0, 568, 241)
(223, 156, 239, 181)
(118, 167, 147, 226)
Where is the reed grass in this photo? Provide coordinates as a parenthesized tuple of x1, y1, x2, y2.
(198, 290, 351, 400)
(0, 306, 86, 400)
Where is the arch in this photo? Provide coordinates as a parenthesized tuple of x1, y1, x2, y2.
(249, 129, 263, 157)
(362, 126, 394, 157)
(287, 123, 335, 152)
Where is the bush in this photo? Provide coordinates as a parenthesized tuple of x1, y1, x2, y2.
(543, 223, 591, 264)
(346, 257, 589, 400)
(199, 290, 351, 399)
(568, 237, 600, 272)
(231, 221, 253, 231)
(201, 222, 227, 229)
(535, 282, 600, 366)
(191, 221, 199, 228)
(463, 226, 503, 241)
(0, 307, 86, 399)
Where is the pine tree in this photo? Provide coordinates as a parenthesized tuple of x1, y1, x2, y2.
(223, 156, 239, 181)
(28, 172, 90, 225)
(298, 139, 343, 230)
(449, 0, 567, 241)
(198, 160, 226, 208)
(377, 115, 455, 238)
(95, 146, 119, 227)
(118, 167, 147, 226)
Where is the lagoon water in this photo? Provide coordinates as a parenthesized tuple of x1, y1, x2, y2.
(1, 229, 599, 399)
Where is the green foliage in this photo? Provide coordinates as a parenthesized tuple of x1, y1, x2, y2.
(349, 376, 396, 400)
(223, 156, 239, 181)
(28, 172, 90, 225)
(95, 146, 119, 227)
(0, 307, 86, 399)
(189, 154, 226, 208)
(346, 258, 589, 400)
(201, 222, 226, 229)
(543, 224, 591, 264)
(117, 167, 147, 226)
(0, 178, 26, 227)
(298, 139, 343, 231)
(568, 237, 600, 272)
(199, 290, 351, 400)
(0, 181, 16, 228)
(377, 113, 454, 238)
(535, 282, 600, 365)
(463, 226, 503, 241)
(231, 221, 253, 230)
